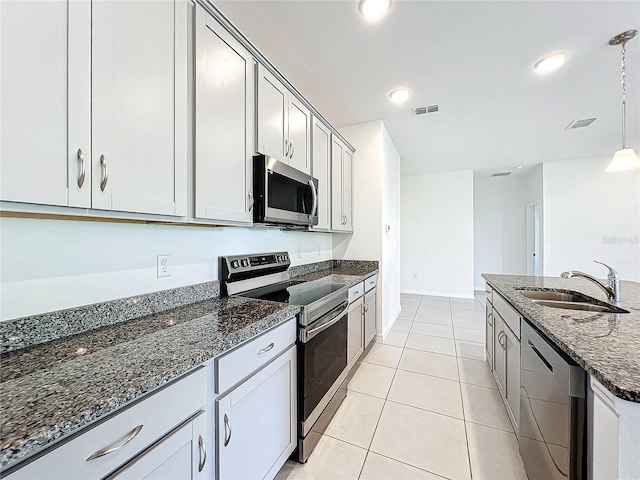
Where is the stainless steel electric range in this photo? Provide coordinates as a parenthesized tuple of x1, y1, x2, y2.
(220, 252, 350, 463)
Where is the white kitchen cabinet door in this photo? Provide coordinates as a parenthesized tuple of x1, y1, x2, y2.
(109, 411, 209, 480)
(194, 5, 254, 224)
(91, 0, 187, 216)
(485, 302, 494, 369)
(504, 324, 520, 433)
(288, 98, 311, 174)
(363, 288, 377, 349)
(331, 137, 354, 233)
(347, 298, 364, 368)
(256, 66, 288, 162)
(493, 312, 506, 395)
(0, 0, 91, 208)
(217, 345, 296, 480)
(311, 118, 331, 230)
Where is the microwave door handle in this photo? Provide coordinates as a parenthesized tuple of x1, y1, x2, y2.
(309, 179, 318, 220)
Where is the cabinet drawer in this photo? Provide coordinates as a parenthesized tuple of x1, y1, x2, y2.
(7, 367, 207, 480)
(364, 274, 378, 293)
(485, 284, 493, 305)
(215, 317, 296, 394)
(493, 292, 520, 339)
(348, 282, 364, 303)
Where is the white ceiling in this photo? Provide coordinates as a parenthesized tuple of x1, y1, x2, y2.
(214, 0, 640, 176)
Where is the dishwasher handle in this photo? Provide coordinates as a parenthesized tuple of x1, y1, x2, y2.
(528, 339, 554, 373)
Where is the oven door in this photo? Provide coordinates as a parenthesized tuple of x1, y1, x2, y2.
(254, 155, 318, 226)
(298, 301, 349, 436)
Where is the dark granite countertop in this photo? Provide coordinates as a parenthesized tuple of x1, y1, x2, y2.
(0, 259, 379, 471)
(0, 297, 299, 470)
(482, 274, 640, 403)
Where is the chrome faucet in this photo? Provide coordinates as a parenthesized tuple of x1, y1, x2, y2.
(561, 260, 620, 303)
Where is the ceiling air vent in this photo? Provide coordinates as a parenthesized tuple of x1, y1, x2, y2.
(491, 172, 512, 177)
(413, 104, 439, 115)
(565, 118, 597, 129)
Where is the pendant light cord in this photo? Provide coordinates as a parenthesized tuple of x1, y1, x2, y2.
(621, 42, 627, 148)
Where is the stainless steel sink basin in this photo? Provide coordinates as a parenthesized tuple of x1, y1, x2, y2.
(516, 288, 629, 314)
(531, 300, 628, 314)
(519, 290, 589, 302)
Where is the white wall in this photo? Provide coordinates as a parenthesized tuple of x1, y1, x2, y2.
(543, 156, 640, 281)
(401, 170, 475, 297)
(332, 120, 402, 338)
(473, 173, 531, 289)
(0, 217, 333, 320)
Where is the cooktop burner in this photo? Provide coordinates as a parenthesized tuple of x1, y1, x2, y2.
(239, 280, 345, 306)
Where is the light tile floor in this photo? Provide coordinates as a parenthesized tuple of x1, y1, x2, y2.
(276, 293, 527, 480)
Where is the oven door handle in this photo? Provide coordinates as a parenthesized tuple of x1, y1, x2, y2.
(301, 301, 349, 342)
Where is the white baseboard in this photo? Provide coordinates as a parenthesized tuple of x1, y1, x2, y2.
(378, 304, 401, 341)
(401, 289, 474, 299)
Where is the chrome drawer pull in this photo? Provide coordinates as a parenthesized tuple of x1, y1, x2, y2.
(224, 414, 232, 446)
(77, 148, 85, 188)
(248, 191, 254, 212)
(86, 425, 143, 461)
(257, 342, 275, 355)
(289, 143, 294, 159)
(100, 154, 108, 192)
(198, 434, 206, 472)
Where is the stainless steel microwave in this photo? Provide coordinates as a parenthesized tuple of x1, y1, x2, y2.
(253, 154, 318, 227)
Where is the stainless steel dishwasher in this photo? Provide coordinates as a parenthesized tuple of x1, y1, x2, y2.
(519, 321, 586, 480)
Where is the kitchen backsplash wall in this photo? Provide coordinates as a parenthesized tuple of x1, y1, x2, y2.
(0, 217, 333, 321)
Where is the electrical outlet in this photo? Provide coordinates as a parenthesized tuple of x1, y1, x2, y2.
(317, 245, 321, 256)
(157, 255, 171, 278)
(412, 273, 418, 279)
(297, 246, 302, 258)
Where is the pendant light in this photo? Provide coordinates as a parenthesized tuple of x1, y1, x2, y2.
(606, 30, 640, 172)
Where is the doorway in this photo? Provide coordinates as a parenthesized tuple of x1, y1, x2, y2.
(526, 201, 542, 276)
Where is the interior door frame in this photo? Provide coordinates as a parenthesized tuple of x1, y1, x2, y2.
(526, 201, 542, 276)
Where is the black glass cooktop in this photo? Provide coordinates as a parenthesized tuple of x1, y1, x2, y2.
(239, 280, 345, 306)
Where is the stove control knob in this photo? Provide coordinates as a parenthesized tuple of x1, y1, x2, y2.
(277, 255, 283, 262)
(241, 259, 249, 267)
(231, 260, 239, 269)
(284, 254, 289, 261)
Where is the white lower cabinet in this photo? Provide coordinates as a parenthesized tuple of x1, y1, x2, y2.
(489, 289, 521, 434)
(485, 298, 494, 369)
(4, 367, 208, 480)
(363, 288, 377, 349)
(216, 344, 296, 480)
(108, 410, 210, 480)
(347, 297, 364, 368)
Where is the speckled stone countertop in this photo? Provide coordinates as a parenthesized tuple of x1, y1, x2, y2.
(290, 259, 379, 284)
(482, 274, 640, 403)
(0, 297, 299, 470)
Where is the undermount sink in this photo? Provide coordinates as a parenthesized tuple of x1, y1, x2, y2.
(517, 288, 629, 314)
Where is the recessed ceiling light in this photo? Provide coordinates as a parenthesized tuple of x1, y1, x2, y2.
(358, 0, 391, 22)
(534, 52, 567, 75)
(389, 87, 410, 104)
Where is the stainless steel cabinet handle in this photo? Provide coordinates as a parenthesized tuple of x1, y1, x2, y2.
(198, 434, 206, 472)
(487, 312, 493, 326)
(289, 143, 294, 159)
(284, 139, 289, 157)
(100, 154, 108, 192)
(528, 339, 554, 373)
(86, 425, 143, 461)
(223, 414, 232, 446)
(309, 179, 318, 220)
(257, 342, 275, 355)
(77, 148, 86, 188)
(248, 191, 254, 212)
(363, 299, 369, 313)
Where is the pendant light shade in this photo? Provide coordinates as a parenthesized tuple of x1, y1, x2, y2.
(607, 30, 639, 172)
(607, 148, 640, 172)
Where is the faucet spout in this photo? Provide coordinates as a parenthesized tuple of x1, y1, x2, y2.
(560, 261, 620, 303)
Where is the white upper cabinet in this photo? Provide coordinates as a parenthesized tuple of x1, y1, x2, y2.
(1, 0, 187, 218)
(331, 136, 354, 232)
(91, 0, 187, 216)
(256, 65, 311, 174)
(311, 118, 331, 230)
(193, 4, 254, 224)
(0, 0, 91, 208)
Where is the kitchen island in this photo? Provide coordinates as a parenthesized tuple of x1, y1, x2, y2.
(482, 274, 640, 479)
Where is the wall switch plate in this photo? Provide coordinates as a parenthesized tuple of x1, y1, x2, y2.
(157, 255, 171, 278)
(297, 246, 303, 258)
